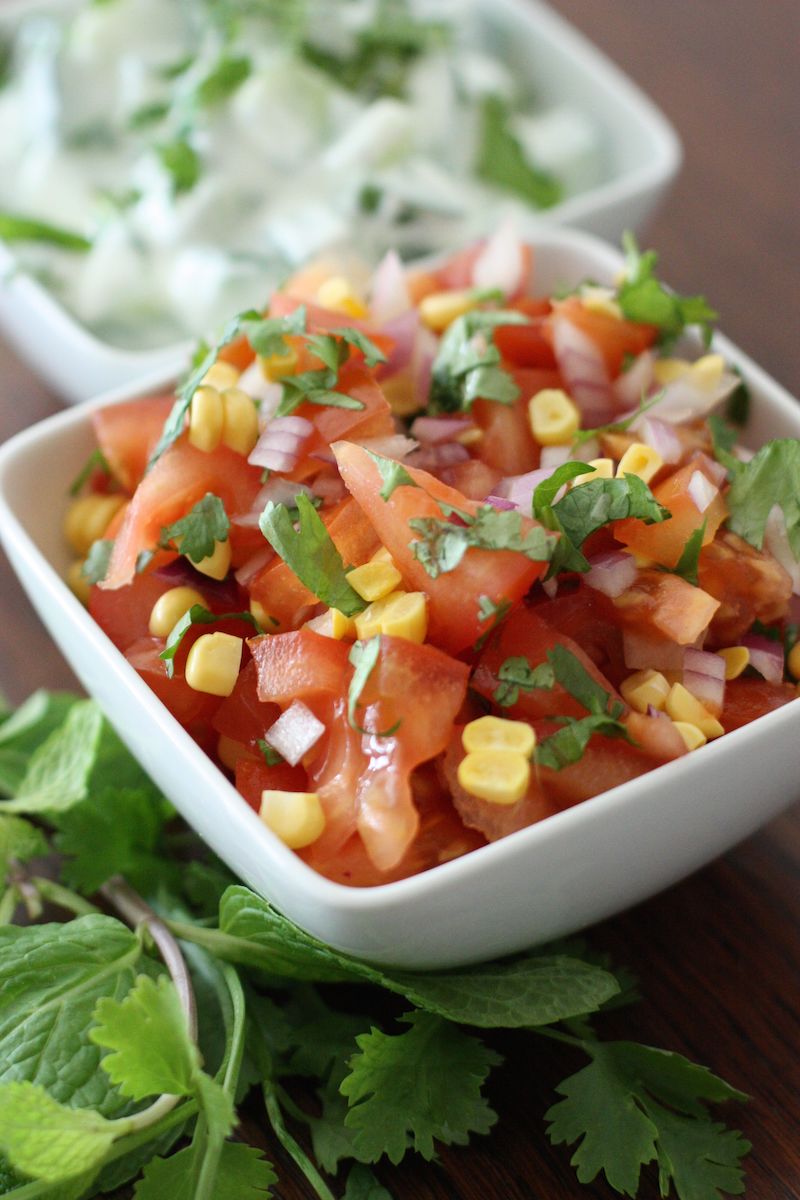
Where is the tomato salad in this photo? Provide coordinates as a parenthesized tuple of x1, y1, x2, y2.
(64, 230, 800, 886)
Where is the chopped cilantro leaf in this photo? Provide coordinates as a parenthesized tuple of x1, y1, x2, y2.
(429, 310, 528, 414)
(409, 502, 554, 579)
(81, 539, 115, 586)
(365, 450, 418, 500)
(570, 391, 663, 449)
(68, 449, 111, 497)
(474, 595, 513, 650)
(726, 437, 800, 558)
(157, 137, 201, 194)
(257, 739, 283, 766)
(195, 55, 251, 106)
(533, 646, 631, 770)
(618, 233, 717, 347)
(161, 493, 229, 564)
(159, 604, 264, 678)
(347, 638, 401, 737)
(259, 495, 367, 616)
(243, 307, 307, 357)
(273, 326, 380, 418)
(493, 656, 555, 708)
(0, 211, 91, 252)
(664, 520, 706, 587)
(476, 95, 563, 210)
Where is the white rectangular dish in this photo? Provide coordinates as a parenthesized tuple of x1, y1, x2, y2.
(2, 226, 796, 971)
(0, 0, 680, 404)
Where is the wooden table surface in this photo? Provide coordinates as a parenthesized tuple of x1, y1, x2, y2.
(1, 2, 798, 1197)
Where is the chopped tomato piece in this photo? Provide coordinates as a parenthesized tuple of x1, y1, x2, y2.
(546, 296, 657, 378)
(235, 758, 309, 810)
(612, 570, 720, 645)
(721, 679, 797, 732)
(614, 461, 728, 568)
(124, 635, 221, 735)
(250, 628, 350, 705)
(698, 530, 792, 645)
(92, 393, 175, 493)
(212, 661, 280, 748)
(495, 299, 557, 368)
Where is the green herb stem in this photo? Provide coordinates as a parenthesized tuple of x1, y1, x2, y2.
(31, 876, 100, 917)
(0, 883, 18, 924)
(262, 1083, 338, 1200)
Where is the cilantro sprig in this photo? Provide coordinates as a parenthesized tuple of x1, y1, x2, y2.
(476, 95, 563, 210)
(160, 493, 230, 564)
(0, 210, 92, 251)
(274, 326, 386, 419)
(534, 646, 632, 770)
(618, 233, 718, 348)
(429, 309, 529, 414)
(410, 501, 554, 579)
(724, 438, 800, 559)
(0, 692, 752, 1199)
(259, 495, 367, 616)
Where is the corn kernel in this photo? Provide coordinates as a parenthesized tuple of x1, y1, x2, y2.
(201, 361, 240, 391)
(457, 751, 530, 806)
(580, 285, 623, 319)
(316, 276, 368, 319)
(652, 358, 691, 385)
(185, 631, 242, 697)
(462, 715, 536, 757)
(370, 546, 395, 566)
(689, 353, 725, 390)
(620, 668, 670, 713)
(717, 646, 750, 681)
(331, 609, 357, 639)
(221, 386, 260, 455)
(217, 734, 250, 771)
(194, 538, 231, 581)
(528, 388, 580, 446)
(570, 457, 614, 488)
(616, 442, 663, 484)
(259, 346, 299, 381)
(672, 721, 707, 752)
(346, 561, 402, 602)
(63, 493, 127, 556)
(787, 642, 800, 681)
(355, 590, 428, 643)
(189, 385, 224, 453)
(665, 682, 724, 739)
(456, 427, 484, 446)
(381, 373, 421, 416)
(259, 789, 326, 849)
(250, 599, 274, 629)
(66, 560, 92, 606)
(148, 586, 205, 638)
(419, 289, 478, 333)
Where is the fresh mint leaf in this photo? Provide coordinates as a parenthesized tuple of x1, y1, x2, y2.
(476, 95, 563, 209)
(0, 691, 77, 797)
(0, 813, 47, 888)
(68, 449, 111, 496)
(91, 975, 201, 1100)
(493, 656, 555, 708)
(3, 700, 104, 815)
(195, 55, 251, 106)
(159, 604, 263, 679)
(158, 138, 201, 194)
(134, 1141, 276, 1199)
(546, 1040, 749, 1198)
(618, 233, 717, 347)
(55, 786, 172, 895)
(665, 520, 706, 587)
(340, 1011, 500, 1164)
(0, 211, 91, 251)
(0, 1081, 116, 1183)
(82, 537, 115, 585)
(259, 496, 367, 617)
(161, 493, 230, 564)
(149, 309, 262, 468)
(429, 309, 528, 414)
(410, 502, 554, 579)
(725, 438, 800, 558)
(365, 450, 418, 500)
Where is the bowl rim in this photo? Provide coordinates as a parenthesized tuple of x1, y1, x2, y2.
(1, 223, 799, 926)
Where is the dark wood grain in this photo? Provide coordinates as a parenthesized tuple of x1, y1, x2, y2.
(1, 2, 798, 1197)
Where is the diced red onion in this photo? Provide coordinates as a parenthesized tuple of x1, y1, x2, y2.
(636, 367, 739, 426)
(541, 577, 559, 599)
(236, 478, 317, 528)
(413, 326, 438, 408)
(763, 505, 800, 594)
(310, 448, 337, 466)
(687, 470, 719, 514)
(495, 465, 559, 511)
(355, 434, 418, 459)
(640, 416, 682, 464)
(584, 551, 638, 598)
(410, 416, 472, 444)
(485, 494, 519, 511)
(623, 629, 686, 672)
(683, 647, 726, 714)
(234, 545, 275, 587)
(380, 308, 419, 378)
(264, 700, 325, 766)
(689, 450, 727, 487)
(248, 415, 314, 472)
(311, 473, 348, 502)
(471, 218, 524, 298)
(551, 316, 614, 424)
(405, 442, 470, 471)
(538, 444, 572, 469)
(614, 350, 655, 409)
(741, 634, 785, 683)
(369, 249, 412, 324)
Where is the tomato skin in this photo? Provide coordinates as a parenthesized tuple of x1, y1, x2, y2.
(614, 462, 728, 568)
(494, 299, 557, 368)
(124, 636, 221, 732)
(612, 570, 720, 646)
(545, 297, 657, 378)
(471, 366, 562, 476)
(102, 440, 262, 590)
(530, 587, 625, 680)
(697, 530, 792, 645)
(250, 629, 351, 704)
(235, 758, 309, 811)
(212, 661, 280, 748)
(334, 441, 554, 654)
(92, 393, 175, 493)
(439, 458, 501, 500)
(90, 571, 175, 653)
(721, 679, 797, 731)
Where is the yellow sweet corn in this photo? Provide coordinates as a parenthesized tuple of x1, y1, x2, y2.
(346, 561, 402, 602)
(616, 442, 663, 484)
(528, 388, 580, 446)
(63, 493, 127, 556)
(316, 276, 368, 319)
(185, 632, 243, 697)
(580, 285, 623, 319)
(462, 715, 536, 757)
(370, 546, 395, 566)
(717, 646, 750, 681)
(331, 609, 357, 640)
(665, 683, 724, 739)
(201, 361, 240, 391)
(259, 346, 299, 381)
(620, 668, 670, 713)
(570, 458, 614, 488)
(672, 721, 707, 751)
(259, 789, 326, 849)
(194, 538, 232, 581)
(787, 642, 800, 681)
(419, 289, 478, 332)
(457, 751, 530, 806)
(188, 385, 224, 453)
(221, 386, 260, 455)
(250, 599, 274, 630)
(66, 560, 92, 606)
(690, 353, 725, 390)
(354, 591, 428, 643)
(148, 586, 205, 638)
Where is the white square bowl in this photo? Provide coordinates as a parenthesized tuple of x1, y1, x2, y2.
(0, 0, 680, 404)
(1, 226, 795, 971)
